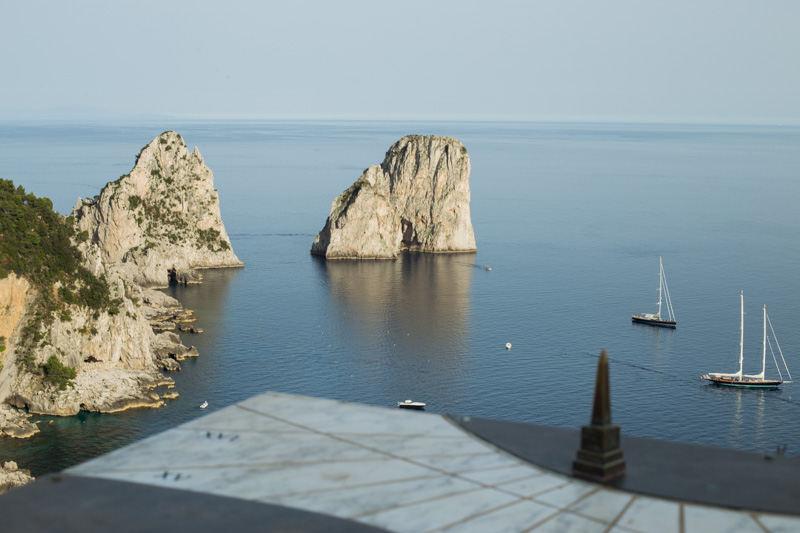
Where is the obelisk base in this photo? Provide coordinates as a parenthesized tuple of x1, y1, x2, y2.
(572, 422, 626, 482)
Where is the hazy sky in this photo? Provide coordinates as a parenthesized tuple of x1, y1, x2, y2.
(2, 1, 798, 123)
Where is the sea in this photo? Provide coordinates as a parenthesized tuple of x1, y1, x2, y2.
(1, 120, 799, 477)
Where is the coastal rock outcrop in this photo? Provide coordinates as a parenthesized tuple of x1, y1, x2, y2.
(0, 132, 241, 421)
(311, 135, 476, 259)
(10, 369, 173, 416)
(0, 461, 34, 494)
(72, 131, 243, 287)
(0, 257, 184, 416)
(0, 404, 39, 438)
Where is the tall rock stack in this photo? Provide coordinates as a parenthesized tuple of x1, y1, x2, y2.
(73, 131, 243, 287)
(0, 131, 243, 418)
(311, 135, 477, 259)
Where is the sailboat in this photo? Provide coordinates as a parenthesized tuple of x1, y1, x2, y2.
(701, 292, 793, 388)
(632, 256, 676, 328)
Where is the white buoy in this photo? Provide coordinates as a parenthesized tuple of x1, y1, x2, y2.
(505, 343, 512, 350)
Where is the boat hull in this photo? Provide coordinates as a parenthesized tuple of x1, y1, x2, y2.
(631, 315, 676, 329)
(701, 376, 782, 389)
(397, 402, 426, 410)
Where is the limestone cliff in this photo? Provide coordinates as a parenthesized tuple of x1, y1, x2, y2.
(0, 252, 180, 417)
(311, 135, 477, 259)
(73, 131, 243, 287)
(0, 132, 242, 420)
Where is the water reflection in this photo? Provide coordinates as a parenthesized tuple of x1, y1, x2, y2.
(754, 389, 766, 447)
(161, 267, 246, 402)
(162, 267, 241, 323)
(632, 323, 676, 373)
(702, 385, 770, 452)
(313, 253, 475, 407)
(729, 388, 744, 447)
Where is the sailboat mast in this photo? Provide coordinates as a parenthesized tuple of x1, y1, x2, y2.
(760, 305, 767, 379)
(738, 291, 744, 379)
(656, 257, 663, 319)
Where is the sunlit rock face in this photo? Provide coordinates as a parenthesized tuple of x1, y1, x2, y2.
(0, 258, 186, 417)
(0, 131, 237, 419)
(0, 461, 34, 494)
(312, 135, 477, 259)
(72, 131, 243, 287)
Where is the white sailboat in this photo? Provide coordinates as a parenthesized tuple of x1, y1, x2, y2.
(701, 291, 793, 388)
(632, 256, 676, 328)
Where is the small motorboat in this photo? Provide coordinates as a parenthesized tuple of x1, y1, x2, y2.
(506, 342, 512, 350)
(200, 401, 208, 409)
(484, 266, 492, 271)
(397, 399, 426, 410)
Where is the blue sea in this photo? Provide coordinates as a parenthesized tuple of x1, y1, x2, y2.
(1, 120, 799, 476)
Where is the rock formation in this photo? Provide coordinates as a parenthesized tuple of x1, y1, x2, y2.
(0, 248, 184, 416)
(73, 131, 243, 287)
(0, 404, 38, 439)
(0, 131, 241, 421)
(311, 135, 477, 259)
(0, 461, 34, 494)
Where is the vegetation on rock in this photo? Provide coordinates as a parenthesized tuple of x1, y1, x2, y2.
(0, 179, 111, 309)
(0, 179, 114, 373)
(42, 355, 77, 390)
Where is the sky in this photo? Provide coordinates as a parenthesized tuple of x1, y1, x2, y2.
(1, 1, 798, 124)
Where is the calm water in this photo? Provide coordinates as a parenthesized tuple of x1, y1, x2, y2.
(1, 121, 799, 476)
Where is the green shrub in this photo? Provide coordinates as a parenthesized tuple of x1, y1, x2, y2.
(42, 355, 77, 390)
(0, 179, 112, 312)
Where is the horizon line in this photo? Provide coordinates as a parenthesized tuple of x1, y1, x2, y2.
(1, 114, 799, 128)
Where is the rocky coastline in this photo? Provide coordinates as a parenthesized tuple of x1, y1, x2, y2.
(0, 461, 34, 495)
(0, 132, 242, 483)
(0, 405, 39, 439)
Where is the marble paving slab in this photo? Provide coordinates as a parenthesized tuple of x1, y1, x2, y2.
(65, 391, 800, 533)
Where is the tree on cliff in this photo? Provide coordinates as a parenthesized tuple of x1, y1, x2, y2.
(0, 179, 114, 377)
(0, 179, 111, 312)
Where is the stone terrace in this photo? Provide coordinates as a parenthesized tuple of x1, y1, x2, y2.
(2, 391, 798, 532)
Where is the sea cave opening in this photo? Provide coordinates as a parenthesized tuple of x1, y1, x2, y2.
(400, 219, 420, 251)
